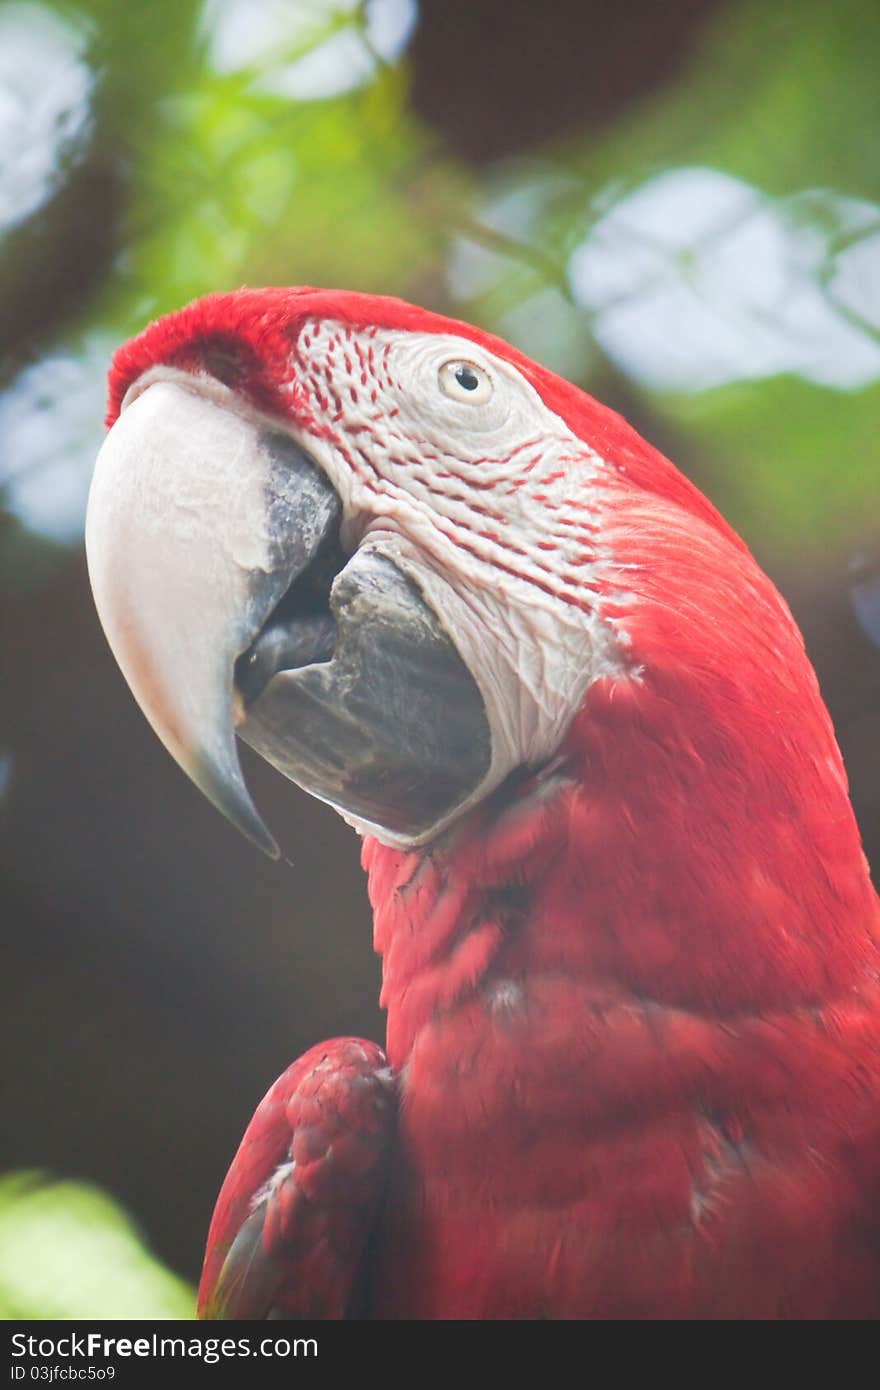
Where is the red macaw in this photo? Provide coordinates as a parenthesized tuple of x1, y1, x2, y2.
(85, 288, 880, 1319)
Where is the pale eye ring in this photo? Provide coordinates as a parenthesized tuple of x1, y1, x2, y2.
(438, 359, 493, 404)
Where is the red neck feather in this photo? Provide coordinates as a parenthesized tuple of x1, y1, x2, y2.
(366, 484, 879, 1067)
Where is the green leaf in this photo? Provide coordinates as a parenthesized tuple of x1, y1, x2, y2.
(0, 1172, 194, 1320)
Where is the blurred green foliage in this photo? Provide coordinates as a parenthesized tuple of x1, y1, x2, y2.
(0, 1173, 193, 1318)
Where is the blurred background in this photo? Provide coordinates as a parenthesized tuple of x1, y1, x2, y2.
(1, 0, 878, 1316)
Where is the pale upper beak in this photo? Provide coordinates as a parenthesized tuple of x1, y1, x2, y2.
(86, 377, 339, 856)
(85, 373, 491, 852)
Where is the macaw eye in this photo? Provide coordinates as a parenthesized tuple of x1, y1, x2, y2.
(438, 359, 493, 404)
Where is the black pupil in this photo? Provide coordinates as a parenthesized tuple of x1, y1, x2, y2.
(455, 365, 480, 391)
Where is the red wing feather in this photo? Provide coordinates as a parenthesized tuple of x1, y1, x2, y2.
(198, 1038, 395, 1320)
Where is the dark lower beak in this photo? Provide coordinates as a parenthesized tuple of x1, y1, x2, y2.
(87, 376, 491, 852)
(239, 543, 491, 838)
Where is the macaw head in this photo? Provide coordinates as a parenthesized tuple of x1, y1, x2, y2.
(85, 288, 823, 868)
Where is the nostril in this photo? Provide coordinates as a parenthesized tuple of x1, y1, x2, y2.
(200, 338, 250, 388)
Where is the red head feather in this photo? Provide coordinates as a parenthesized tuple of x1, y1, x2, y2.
(107, 287, 879, 1030)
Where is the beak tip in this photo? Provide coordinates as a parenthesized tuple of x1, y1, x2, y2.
(193, 751, 280, 861)
(255, 828, 282, 862)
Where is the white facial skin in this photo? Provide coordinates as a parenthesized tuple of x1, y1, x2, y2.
(274, 322, 633, 842)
